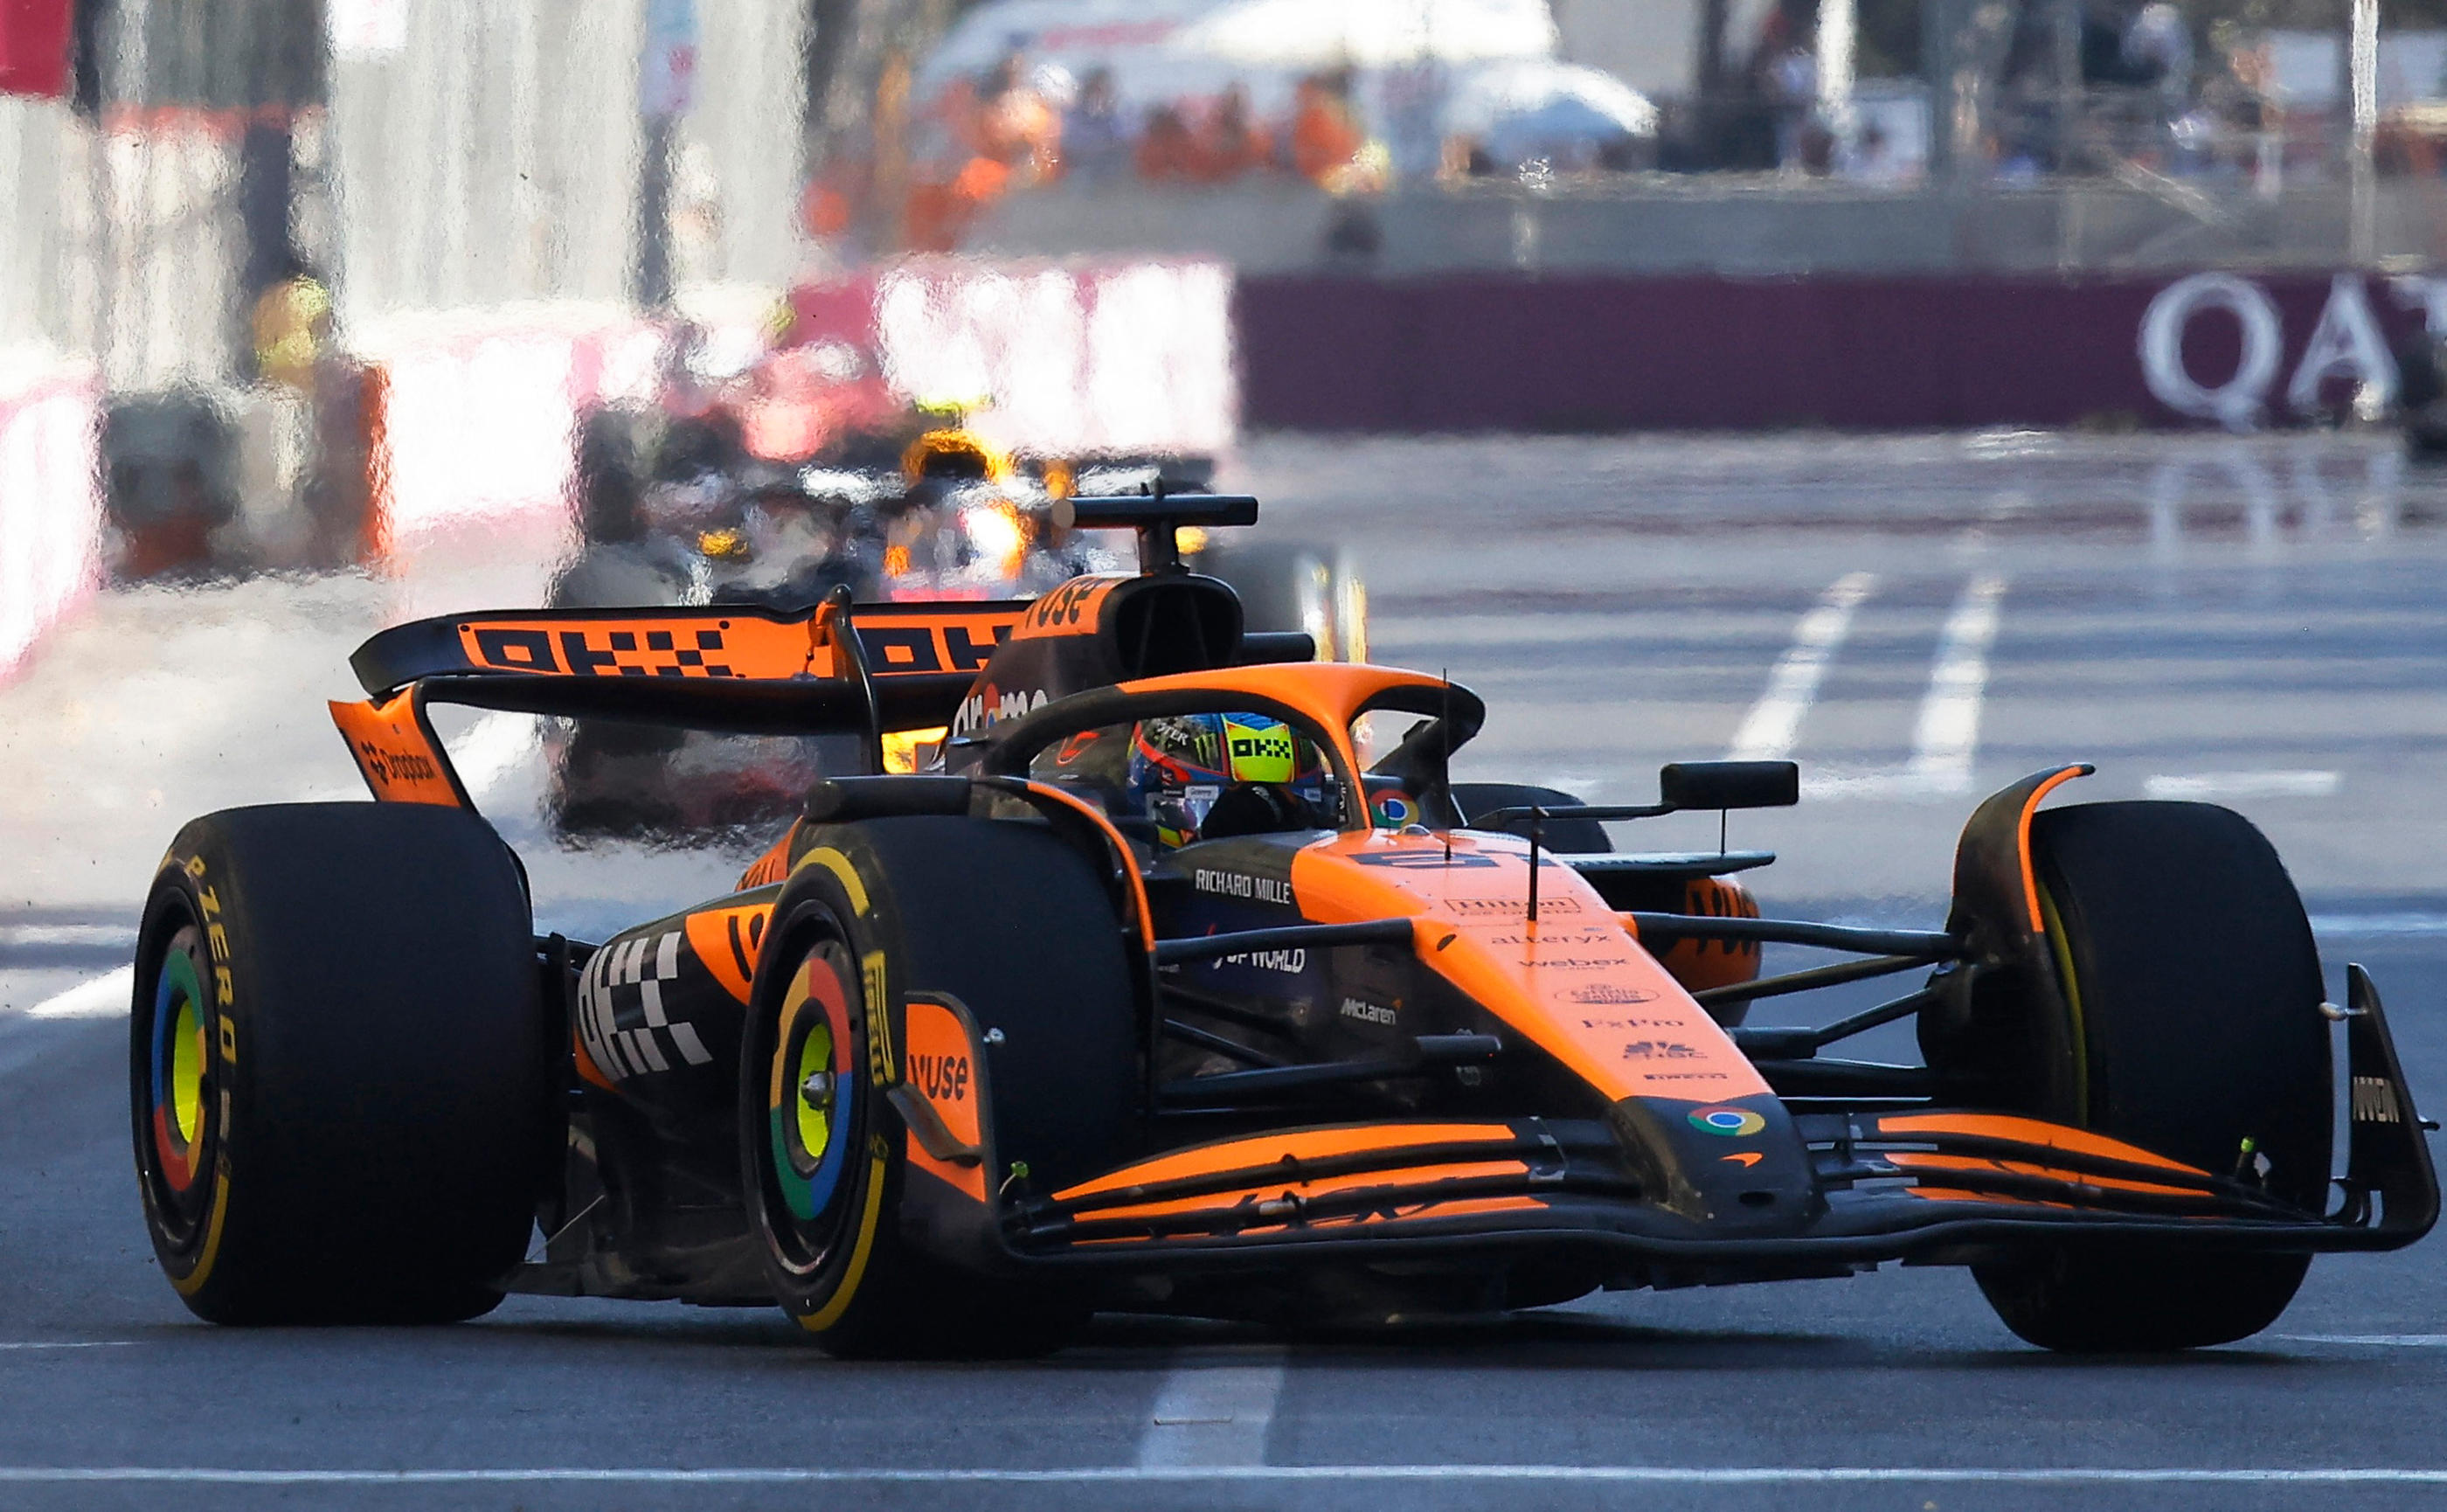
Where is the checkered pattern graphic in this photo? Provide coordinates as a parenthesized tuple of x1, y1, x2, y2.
(565, 628, 735, 678)
(578, 929, 716, 1081)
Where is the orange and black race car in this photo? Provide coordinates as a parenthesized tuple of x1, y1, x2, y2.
(129, 491, 2436, 1356)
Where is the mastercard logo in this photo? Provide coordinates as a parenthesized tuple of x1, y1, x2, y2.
(1688, 1106, 1767, 1138)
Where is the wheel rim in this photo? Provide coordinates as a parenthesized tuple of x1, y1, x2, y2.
(140, 920, 216, 1245)
(761, 935, 861, 1275)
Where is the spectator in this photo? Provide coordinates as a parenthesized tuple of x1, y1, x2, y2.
(977, 52, 1060, 185)
(1064, 67, 1129, 184)
(2123, 3, 2194, 118)
(1190, 84, 1271, 182)
(1291, 70, 1367, 187)
(904, 51, 1054, 250)
(1765, 42, 1820, 174)
(1136, 104, 1198, 182)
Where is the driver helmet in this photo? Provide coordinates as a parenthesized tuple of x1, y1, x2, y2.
(1126, 712, 1327, 848)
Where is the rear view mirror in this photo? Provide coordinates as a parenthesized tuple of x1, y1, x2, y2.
(1660, 760, 1799, 811)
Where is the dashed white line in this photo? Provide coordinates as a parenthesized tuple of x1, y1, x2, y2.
(1137, 1349, 1287, 1468)
(1726, 572, 1877, 762)
(2145, 770, 2340, 801)
(2282, 1334, 2447, 1346)
(1907, 573, 2007, 792)
(25, 967, 132, 1020)
(0, 925, 139, 951)
(2310, 914, 2447, 938)
(0, 1342, 134, 1351)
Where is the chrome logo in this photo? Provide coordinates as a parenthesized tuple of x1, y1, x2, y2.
(1688, 1105, 1767, 1138)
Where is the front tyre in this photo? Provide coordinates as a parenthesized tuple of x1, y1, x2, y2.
(741, 816, 1139, 1358)
(1958, 801, 2332, 1352)
(132, 804, 554, 1324)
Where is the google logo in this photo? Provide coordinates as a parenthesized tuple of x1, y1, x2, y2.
(1688, 1106, 1766, 1138)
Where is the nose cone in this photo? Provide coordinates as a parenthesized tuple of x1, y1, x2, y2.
(1609, 1093, 1822, 1236)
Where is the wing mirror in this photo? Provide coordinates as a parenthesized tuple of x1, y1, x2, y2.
(1658, 760, 1799, 811)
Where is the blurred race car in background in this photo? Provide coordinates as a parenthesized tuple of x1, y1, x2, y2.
(550, 350, 1362, 836)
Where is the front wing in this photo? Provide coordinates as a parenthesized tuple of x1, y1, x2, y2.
(957, 966, 2437, 1280)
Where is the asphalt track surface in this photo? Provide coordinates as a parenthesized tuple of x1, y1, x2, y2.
(4, 430, 2447, 1509)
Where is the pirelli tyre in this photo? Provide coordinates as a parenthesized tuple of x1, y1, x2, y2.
(131, 803, 555, 1324)
(1952, 801, 2333, 1352)
(1208, 541, 1368, 664)
(740, 815, 1138, 1358)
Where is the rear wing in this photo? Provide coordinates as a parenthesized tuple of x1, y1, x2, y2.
(326, 488, 1266, 808)
(329, 596, 1029, 807)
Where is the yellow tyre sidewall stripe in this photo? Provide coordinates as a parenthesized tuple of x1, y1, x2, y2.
(801, 1148, 889, 1333)
(170, 1168, 232, 1296)
(793, 846, 870, 918)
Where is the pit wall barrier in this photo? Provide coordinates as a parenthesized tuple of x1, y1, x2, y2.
(0, 359, 103, 680)
(1235, 269, 2442, 433)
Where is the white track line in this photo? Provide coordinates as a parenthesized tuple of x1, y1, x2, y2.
(2282, 1334, 2447, 1346)
(2145, 771, 2340, 801)
(1800, 574, 2008, 801)
(25, 967, 132, 1019)
(1907, 573, 2007, 791)
(1137, 1349, 1287, 1467)
(0, 925, 139, 951)
(1725, 572, 1877, 761)
(2310, 914, 2447, 938)
(0, 1467, 2444, 1487)
(0, 1342, 133, 1350)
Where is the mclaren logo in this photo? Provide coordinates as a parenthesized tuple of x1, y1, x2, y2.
(1339, 997, 1398, 1025)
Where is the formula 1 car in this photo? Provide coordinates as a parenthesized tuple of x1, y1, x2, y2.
(130, 490, 2435, 1356)
(546, 427, 1362, 835)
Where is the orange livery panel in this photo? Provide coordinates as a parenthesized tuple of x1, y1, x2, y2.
(1288, 829, 1771, 1104)
(328, 690, 467, 807)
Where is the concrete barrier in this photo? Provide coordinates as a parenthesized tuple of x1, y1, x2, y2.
(0, 358, 103, 679)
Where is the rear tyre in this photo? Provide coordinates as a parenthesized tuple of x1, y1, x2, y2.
(131, 804, 553, 1324)
(741, 816, 1139, 1358)
(1960, 801, 2331, 1352)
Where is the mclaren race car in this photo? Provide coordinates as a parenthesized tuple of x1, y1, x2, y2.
(131, 491, 2435, 1356)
